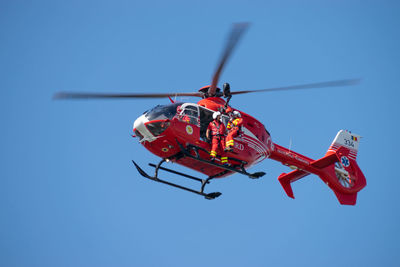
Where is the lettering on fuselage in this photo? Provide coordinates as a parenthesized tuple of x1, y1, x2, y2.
(234, 142, 245, 151)
(295, 156, 310, 165)
(276, 147, 310, 165)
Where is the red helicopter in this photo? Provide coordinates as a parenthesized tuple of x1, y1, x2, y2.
(55, 23, 366, 205)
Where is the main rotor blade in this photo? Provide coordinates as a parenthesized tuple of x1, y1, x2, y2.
(53, 91, 202, 100)
(230, 79, 361, 95)
(208, 23, 250, 96)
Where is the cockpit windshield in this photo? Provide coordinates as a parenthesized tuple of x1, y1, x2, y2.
(145, 103, 182, 121)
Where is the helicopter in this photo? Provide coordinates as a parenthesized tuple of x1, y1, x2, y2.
(55, 23, 366, 205)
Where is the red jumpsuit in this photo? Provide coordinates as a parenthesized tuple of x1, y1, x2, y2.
(207, 119, 228, 164)
(226, 117, 243, 149)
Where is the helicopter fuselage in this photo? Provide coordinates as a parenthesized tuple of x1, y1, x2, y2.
(133, 97, 273, 178)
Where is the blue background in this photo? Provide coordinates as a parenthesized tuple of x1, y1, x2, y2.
(1, 1, 399, 266)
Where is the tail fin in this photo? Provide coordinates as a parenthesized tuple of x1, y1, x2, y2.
(278, 130, 366, 205)
(326, 130, 360, 160)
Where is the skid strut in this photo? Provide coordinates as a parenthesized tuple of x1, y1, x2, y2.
(132, 160, 222, 199)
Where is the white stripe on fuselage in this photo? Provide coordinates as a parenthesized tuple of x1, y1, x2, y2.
(241, 126, 269, 157)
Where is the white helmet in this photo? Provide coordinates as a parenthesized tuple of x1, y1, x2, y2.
(212, 111, 221, 119)
(233, 110, 241, 117)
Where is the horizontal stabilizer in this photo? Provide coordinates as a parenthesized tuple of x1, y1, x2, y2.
(278, 170, 309, 199)
(276, 130, 366, 205)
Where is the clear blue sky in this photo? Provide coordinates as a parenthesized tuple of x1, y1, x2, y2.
(1, 1, 399, 266)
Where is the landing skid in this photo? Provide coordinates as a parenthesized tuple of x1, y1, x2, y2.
(132, 159, 222, 199)
(132, 142, 266, 199)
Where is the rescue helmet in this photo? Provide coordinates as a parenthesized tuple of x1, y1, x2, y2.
(212, 111, 221, 119)
(233, 110, 241, 117)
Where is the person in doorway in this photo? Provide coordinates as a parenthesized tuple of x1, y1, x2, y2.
(225, 110, 243, 152)
(206, 112, 228, 165)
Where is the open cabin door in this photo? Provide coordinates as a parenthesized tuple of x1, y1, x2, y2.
(199, 106, 230, 141)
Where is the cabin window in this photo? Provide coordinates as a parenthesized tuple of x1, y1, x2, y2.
(183, 105, 198, 117)
(177, 104, 200, 126)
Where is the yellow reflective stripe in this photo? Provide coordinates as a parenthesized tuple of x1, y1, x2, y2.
(210, 151, 217, 156)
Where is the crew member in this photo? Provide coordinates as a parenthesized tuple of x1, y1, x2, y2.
(206, 112, 228, 165)
(225, 110, 243, 152)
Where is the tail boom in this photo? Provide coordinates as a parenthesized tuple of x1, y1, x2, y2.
(270, 130, 366, 205)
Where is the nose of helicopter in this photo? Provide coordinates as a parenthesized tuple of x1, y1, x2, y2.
(133, 114, 171, 142)
(133, 103, 178, 142)
(133, 114, 156, 142)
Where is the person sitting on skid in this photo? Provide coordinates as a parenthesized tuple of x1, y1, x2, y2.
(225, 110, 243, 152)
(206, 112, 228, 165)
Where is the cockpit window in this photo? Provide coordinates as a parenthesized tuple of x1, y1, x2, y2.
(145, 103, 182, 121)
(134, 129, 144, 141)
